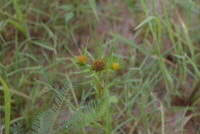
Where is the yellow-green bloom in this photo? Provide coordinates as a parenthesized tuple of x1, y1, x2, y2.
(91, 59, 106, 72)
(111, 62, 119, 70)
(77, 54, 87, 64)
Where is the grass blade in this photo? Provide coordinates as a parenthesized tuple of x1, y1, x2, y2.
(0, 87, 32, 100)
(108, 32, 146, 54)
(6, 19, 26, 35)
(31, 41, 56, 53)
(88, 0, 100, 22)
(0, 76, 11, 134)
(134, 16, 156, 30)
(13, 0, 24, 23)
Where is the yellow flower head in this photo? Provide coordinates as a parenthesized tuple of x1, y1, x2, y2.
(77, 54, 87, 63)
(91, 59, 106, 72)
(111, 62, 119, 70)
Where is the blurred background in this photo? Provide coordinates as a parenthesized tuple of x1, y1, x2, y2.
(1, 0, 200, 133)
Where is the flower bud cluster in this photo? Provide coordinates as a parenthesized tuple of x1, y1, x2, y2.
(76, 54, 121, 71)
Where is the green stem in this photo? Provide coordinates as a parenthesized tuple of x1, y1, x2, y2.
(104, 89, 111, 134)
(98, 72, 102, 98)
(0, 76, 10, 134)
(105, 70, 111, 86)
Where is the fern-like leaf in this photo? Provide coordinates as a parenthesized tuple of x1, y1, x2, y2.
(10, 123, 24, 134)
(30, 78, 76, 134)
(47, 79, 75, 133)
(29, 111, 49, 134)
(59, 91, 118, 132)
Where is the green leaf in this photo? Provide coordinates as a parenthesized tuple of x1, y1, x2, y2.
(71, 69, 90, 74)
(88, 0, 100, 22)
(30, 8, 50, 16)
(31, 41, 56, 52)
(33, 78, 58, 94)
(6, 19, 26, 35)
(134, 16, 156, 30)
(109, 78, 141, 88)
(186, 55, 200, 78)
(65, 12, 74, 23)
(109, 32, 146, 54)
(59, 5, 74, 11)
(41, 66, 51, 85)
(13, 0, 24, 23)
(7, 66, 41, 76)
(109, 96, 118, 103)
(0, 87, 32, 100)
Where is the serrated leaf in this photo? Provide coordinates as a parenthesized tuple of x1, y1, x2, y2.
(109, 96, 118, 104)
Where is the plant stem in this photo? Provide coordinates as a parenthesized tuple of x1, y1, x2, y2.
(105, 89, 111, 134)
(0, 76, 10, 134)
(98, 72, 102, 98)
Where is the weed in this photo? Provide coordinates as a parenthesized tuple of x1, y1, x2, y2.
(1, 0, 200, 133)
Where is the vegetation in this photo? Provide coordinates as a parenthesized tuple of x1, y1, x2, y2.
(1, 0, 200, 133)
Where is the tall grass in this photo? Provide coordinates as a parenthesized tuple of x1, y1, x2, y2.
(1, 0, 200, 133)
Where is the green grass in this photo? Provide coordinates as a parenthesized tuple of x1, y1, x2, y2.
(1, 0, 200, 133)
